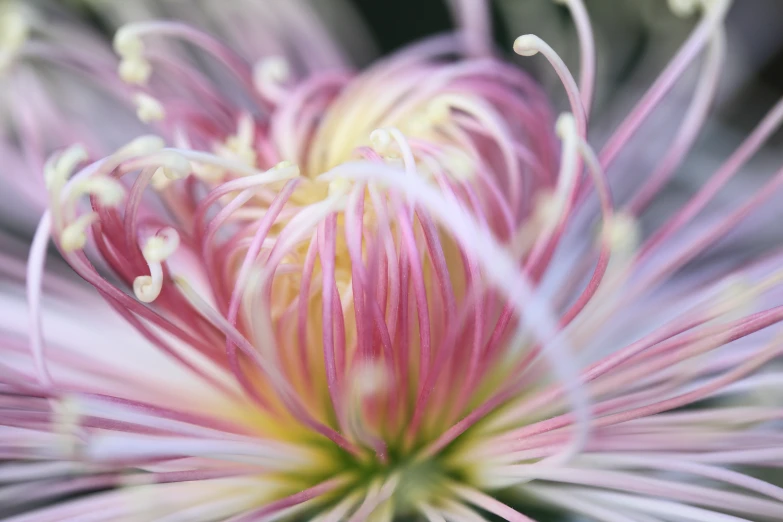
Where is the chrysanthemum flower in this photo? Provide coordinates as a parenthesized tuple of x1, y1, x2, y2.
(2, 0, 783, 520)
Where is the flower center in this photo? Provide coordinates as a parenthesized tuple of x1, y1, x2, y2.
(41, 24, 580, 518)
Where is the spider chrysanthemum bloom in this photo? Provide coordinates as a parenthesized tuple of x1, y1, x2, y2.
(2, 0, 783, 520)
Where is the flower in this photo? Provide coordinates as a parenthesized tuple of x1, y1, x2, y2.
(2, 0, 783, 520)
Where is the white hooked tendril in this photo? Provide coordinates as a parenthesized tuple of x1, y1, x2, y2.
(147, 151, 193, 191)
(142, 227, 180, 263)
(60, 213, 98, 253)
(124, 149, 191, 181)
(45, 144, 127, 253)
(114, 25, 152, 85)
(514, 33, 587, 136)
(106, 135, 171, 189)
(253, 56, 290, 102)
(76, 177, 126, 208)
(44, 144, 88, 191)
(58, 176, 125, 252)
(134, 228, 180, 303)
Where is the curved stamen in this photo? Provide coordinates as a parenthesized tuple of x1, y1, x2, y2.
(556, 0, 596, 119)
(253, 56, 291, 104)
(514, 34, 587, 137)
(133, 228, 180, 303)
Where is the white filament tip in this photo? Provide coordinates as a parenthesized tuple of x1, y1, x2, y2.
(253, 56, 290, 90)
(60, 213, 98, 253)
(555, 112, 577, 139)
(605, 212, 639, 252)
(370, 128, 392, 152)
(113, 26, 144, 57)
(133, 275, 162, 303)
(259, 56, 290, 81)
(61, 228, 87, 253)
(79, 177, 125, 207)
(135, 241, 166, 302)
(513, 35, 542, 57)
(150, 169, 172, 191)
(45, 144, 88, 190)
(142, 228, 180, 263)
(154, 151, 191, 179)
(134, 92, 165, 123)
(150, 157, 190, 190)
(119, 57, 152, 86)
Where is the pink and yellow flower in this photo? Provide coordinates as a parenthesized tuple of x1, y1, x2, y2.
(2, 0, 783, 520)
